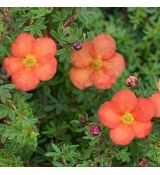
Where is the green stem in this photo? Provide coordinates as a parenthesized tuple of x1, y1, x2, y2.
(139, 81, 146, 97)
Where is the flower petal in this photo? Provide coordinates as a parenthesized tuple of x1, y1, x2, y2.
(98, 102, 121, 128)
(111, 90, 137, 113)
(110, 124, 135, 145)
(72, 42, 93, 68)
(133, 98, 155, 122)
(91, 34, 116, 59)
(132, 121, 152, 138)
(3, 56, 24, 76)
(33, 38, 57, 64)
(11, 33, 35, 58)
(150, 92, 160, 117)
(11, 68, 39, 91)
(33, 58, 57, 81)
(90, 69, 116, 89)
(70, 67, 93, 89)
(103, 52, 125, 77)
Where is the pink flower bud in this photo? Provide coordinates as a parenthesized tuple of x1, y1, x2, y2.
(73, 41, 83, 51)
(126, 76, 138, 87)
(90, 124, 101, 136)
(139, 159, 148, 167)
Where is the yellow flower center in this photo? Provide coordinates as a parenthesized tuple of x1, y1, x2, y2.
(122, 113, 134, 125)
(23, 55, 37, 68)
(91, 59, 103, 71)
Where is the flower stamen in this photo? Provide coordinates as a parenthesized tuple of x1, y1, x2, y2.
(24, 55, 37, 68)
(122, 112, 134, 125)
(91, 59, 103, 71)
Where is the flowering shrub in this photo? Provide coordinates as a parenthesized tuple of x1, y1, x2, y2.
(0, 7, 160, 167)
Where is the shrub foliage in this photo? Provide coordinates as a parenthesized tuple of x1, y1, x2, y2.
(0, 7, 160, 167)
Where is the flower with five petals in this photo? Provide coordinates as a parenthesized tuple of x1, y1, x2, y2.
(3, 33, 57, 91)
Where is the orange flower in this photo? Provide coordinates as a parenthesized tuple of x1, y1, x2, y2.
(70, 34, 125, 89)
(150, 80, 160, 117)
(3, 33, 57, 91)
(98, 90, 155, 145)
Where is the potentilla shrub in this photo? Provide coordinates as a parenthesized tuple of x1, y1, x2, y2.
(0, 7, 160, 167)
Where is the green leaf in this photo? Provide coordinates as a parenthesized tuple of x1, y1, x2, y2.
(52, 143, 61, 154)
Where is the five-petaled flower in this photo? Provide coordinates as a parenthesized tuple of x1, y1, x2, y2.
(70, 34, 125, 89)
(3, 33, 57, 91)
(98, 90, 155, 145)
(150, 80, 160, 117)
